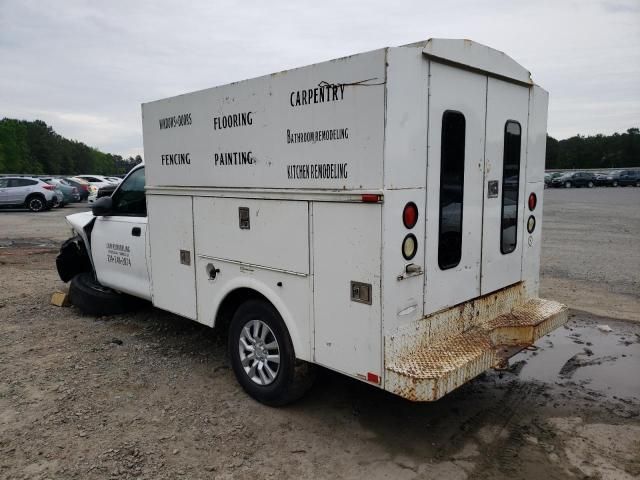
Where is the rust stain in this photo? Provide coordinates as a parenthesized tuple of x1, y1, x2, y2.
(385, 284, 567, 402)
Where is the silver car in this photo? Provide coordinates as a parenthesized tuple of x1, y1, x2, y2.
(0, 177, 56, 212)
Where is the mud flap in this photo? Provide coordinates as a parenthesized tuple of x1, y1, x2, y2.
(56, 236, 92, 282)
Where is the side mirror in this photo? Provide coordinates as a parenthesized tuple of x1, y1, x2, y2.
(92, 196, 113, 216)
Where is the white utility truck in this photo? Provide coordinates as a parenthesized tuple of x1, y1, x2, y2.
(57, 38, 567, 405)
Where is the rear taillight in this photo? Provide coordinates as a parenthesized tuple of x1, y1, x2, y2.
(402, 234, 417, 260)
(527, 215, 536, 234)
(361, 194, 381, 203)
(403, 202, 418, 229)
(42, 185, 55, 190)
(528, 192, 537, 211)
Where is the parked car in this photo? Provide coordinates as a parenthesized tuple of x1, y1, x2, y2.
(544, 172, 564, 188)
(617, 170, 640, 187)
(550, 171, 595, 188)
(594, 170, 622, 187)
(75, 175, 118, 191)
(105, 176, 122, 184)
(0, 176, 56, 211)
(61, 177, 91, 201)
(88, 182, 118, 204)
(42, 177, 80, 203)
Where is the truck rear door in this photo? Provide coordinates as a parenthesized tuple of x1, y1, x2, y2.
(480, 78, 529, 294)
(424, 63, 530, 313)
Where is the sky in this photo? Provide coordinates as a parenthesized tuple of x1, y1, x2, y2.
(1, 0, 639, 158)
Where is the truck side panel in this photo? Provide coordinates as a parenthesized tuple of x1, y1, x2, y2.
(521, 85, 549, 297)
(142, 49, 386, 191)
(193, 197, 309, 274)
(312, 202, 382, 382)
(147, 195, 197, 319)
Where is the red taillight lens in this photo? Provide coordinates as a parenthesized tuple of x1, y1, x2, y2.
(42, 184, 55, 190)
(403, 202, 418, 229)
(528, 193, 537, 211)
(361, 194, 380, 203)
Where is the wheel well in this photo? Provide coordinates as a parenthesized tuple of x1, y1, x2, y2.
(25, 192, 45, 202)
(214, 288, 271, 335)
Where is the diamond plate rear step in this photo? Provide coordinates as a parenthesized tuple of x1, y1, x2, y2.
(385, 297, 568, 401)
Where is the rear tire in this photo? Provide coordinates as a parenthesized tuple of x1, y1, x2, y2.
(587, 181, 594, 188)
(564, 181, 572, 188)
(228, 299, 315, 406)
(69, 272, 144, 316)
(26, 195, 46, 212)
(612, 181, 618, 187)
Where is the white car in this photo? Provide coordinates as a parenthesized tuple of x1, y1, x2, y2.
(0, 176, 56, 212)
(75, 175, 117, 191)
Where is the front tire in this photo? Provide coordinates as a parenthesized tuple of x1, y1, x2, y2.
(228, 299, 315, 406)
(587, 181, 594, 188)
(69, 272, 144, 315)
(564, 181, 572, 188)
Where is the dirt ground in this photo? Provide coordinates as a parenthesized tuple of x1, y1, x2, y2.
(1, 188, 639, 480)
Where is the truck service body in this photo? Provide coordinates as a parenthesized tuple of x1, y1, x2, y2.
(60, 39, 567, 404)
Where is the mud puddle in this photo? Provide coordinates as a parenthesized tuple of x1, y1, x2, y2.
(511, 311, 640, 401)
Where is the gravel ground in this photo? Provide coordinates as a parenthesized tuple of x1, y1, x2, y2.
(1, 189, 639, 480)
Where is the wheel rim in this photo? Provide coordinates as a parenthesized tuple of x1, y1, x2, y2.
(239, 319, 280, 386)
(565, 182, 570, 188)
(30, 198, 43, 211)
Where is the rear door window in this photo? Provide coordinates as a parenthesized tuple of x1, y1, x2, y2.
(438, 111, 466, 270)
(500, 121, 521, 254)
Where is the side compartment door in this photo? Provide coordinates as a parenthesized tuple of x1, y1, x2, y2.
(481, 78, 529, 295)
(313, 202, 382, 381)
(91, 167, 151, 300)
(424, 62, 486, 314)
(147, 195, 196, 319)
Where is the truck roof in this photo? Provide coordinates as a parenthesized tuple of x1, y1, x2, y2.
(420, 38, 533, 86)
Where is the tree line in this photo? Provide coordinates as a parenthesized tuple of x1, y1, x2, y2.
(0, 118, 141, 175)
(546, 128, 639, 170)
(1, 117, 638, 175)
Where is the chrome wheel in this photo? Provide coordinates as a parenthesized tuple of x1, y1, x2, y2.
(239, 319, 280, 386)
